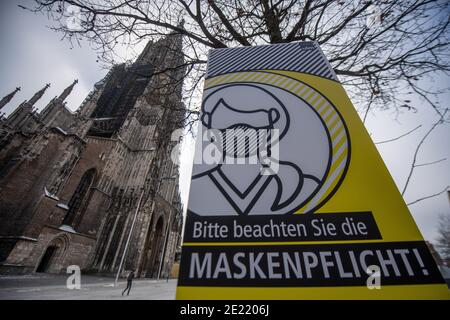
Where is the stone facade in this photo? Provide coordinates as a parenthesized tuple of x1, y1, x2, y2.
(0, 32, 185, 279)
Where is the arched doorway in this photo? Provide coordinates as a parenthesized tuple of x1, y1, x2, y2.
(144, 216, 165, 278)
(36, 246, 57, 273)
(35, 234, 70, 273)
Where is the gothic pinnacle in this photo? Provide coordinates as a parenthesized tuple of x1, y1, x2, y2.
(58, 79, 78, 102)
(28, 83, 50, 107)
(0, 87, 21, 111)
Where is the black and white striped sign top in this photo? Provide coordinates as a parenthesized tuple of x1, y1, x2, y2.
(206, 41, 338, 81)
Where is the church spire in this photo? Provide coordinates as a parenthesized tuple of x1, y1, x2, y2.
(28, 83, 50, 106)
(0, 87, 21, 111)
(58, 79, 78, 101)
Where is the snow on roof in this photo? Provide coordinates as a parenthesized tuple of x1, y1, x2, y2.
(44, 187, 59, 201)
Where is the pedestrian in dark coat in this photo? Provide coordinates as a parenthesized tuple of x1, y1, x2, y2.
(122, 271, 135, 296)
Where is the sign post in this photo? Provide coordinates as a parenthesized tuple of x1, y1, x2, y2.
(176, 42, 449, 299)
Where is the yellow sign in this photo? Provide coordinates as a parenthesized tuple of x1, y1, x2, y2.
(176, 42, 449, 299)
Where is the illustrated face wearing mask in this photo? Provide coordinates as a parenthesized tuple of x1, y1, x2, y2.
(189, 83, 326, 217)
(201, 98, 281, 168)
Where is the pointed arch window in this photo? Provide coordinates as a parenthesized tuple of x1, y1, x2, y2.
(63, 168, 96, 227)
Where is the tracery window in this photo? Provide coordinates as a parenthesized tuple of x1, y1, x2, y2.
(62, 168, 96, 227)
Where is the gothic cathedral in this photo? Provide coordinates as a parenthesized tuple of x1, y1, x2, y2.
(0, 32, 185, 279)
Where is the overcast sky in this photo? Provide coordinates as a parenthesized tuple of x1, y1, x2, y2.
(1, 1, 449, 243)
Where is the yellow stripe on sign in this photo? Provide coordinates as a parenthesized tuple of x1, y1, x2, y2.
(284, 78, 298, 90)
(207, 74, 223, 87)
(305, 156, 347, 212)
(305, 91, 316, 102)
(295, 85, 309, 96)
(288, 83, 302, 93)
(331, 125, 344, 142)
(252, 72, 265, 81)
(324, 109, 337, 123)
(176, 284, 450, 300)
(250, 73, 262, 83)
(259, 74, 272, 85)
(332, 141, 348, 166)
(329, 119, 342, 136)
(323, 108, 336, 123)
(258, 72, 272, 84)
(229, 72, 243, 83)
(320, 105, 332, 118)
(317, 101, 329, 115)
(314, 99, 327, 113)
(227, 73, 242, 85)
(296, 83, 307, 93)
(313, 97, 324, 109)
(276, 77, 289, 87)
(310, 94, 322, 106)
(326, 113, 338, 127)
(332, 130, 346, 149)
(300, 136, 348, 214)
(275, 77, 289, 89)
(286, 79, 300, 91)
(238, 73, 248, 82)
(268, 75, 281, 86)
(303, 141, 348, 213)
(307, 93, 319, 105)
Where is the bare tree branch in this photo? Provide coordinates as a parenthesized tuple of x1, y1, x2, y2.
(23, 1, 450, 194)
(415, 158, 447, 167)
(23, 0, 449, 122)
(375, 125, 422, 144)
(402, 109, 448, 196)
(407, 186, 449, 206)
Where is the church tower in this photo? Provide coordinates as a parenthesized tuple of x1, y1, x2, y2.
(88, 31, 185, 276)
(0, 32, 185, 277)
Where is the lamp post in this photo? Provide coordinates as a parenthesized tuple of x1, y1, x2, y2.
(114, 188, 145, 286)
(114, 175, 176, 286)
(156, 176, 177, 280)
(156, 200, 181, 281)
(157, 209, 172, 280)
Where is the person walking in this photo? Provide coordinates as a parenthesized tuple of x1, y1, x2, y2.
(122, 271, 135, 296)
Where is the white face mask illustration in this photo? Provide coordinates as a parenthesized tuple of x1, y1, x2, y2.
(189, 83, 331, 216)
(201, 98, 280, 165)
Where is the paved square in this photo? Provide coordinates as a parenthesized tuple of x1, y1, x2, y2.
(0, 274, 177, 300)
